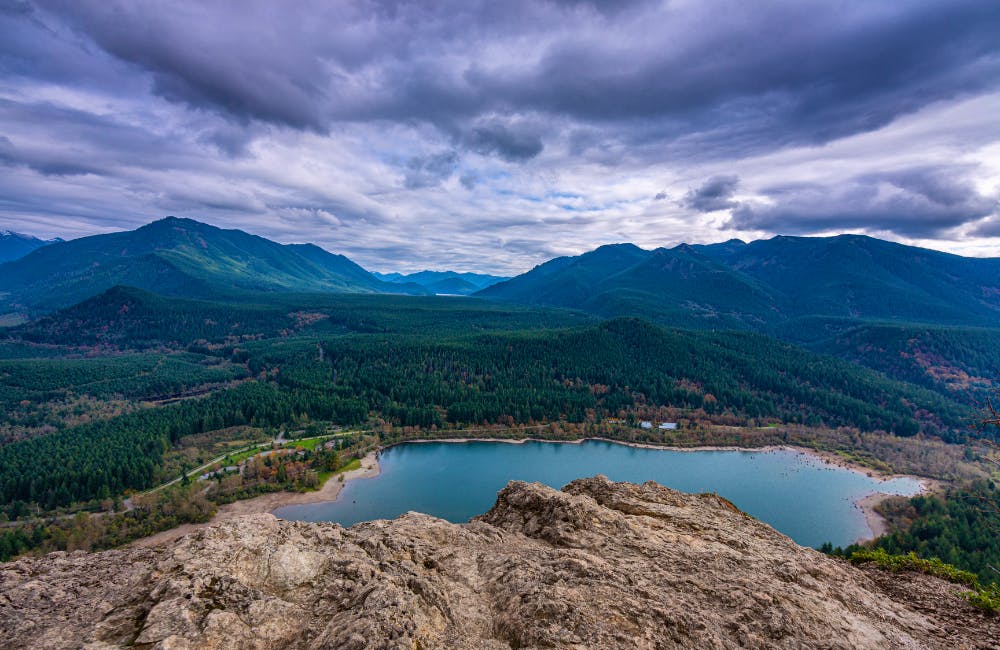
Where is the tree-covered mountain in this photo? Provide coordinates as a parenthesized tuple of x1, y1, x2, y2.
(374, 270, 509, 295)
(11, 286, 592, 349)
(0, 217, 426, 316)
(478, 235, 1000, 329)
(0, 316, 972, 509)
(774, 318, 1000, 397)
(0, 230, 61, 263)
(704, 235, 1000, 325)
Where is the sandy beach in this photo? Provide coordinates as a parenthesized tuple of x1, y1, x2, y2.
(856, 492, 894, 542)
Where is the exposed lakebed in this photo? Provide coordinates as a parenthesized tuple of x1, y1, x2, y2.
(273, 439, 923, 547)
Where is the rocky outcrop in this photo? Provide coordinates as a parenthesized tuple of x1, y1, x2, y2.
(0, 476, 993, 649)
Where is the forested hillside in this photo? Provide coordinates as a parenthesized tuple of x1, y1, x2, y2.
(831, 481, 1000, 586)
(480, 235, 1000, 329)
(11, 287, 593, 349)
(0, 313, 979, 511)
(0, 217, 427, 316)
(778, 320, 1000, 396)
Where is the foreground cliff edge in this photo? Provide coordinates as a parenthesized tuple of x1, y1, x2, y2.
(1, 477, 994, 649)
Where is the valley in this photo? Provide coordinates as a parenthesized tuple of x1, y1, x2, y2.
(0, 218, 997, 599)
(5, 4, 1000, 643)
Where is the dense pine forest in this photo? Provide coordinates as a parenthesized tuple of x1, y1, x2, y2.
(0, 309, 982, 510)
(0, 289, 997, 584)
(827, 480, 1000, 586)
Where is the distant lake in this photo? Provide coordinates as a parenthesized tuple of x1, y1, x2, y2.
(273, 440, 923, 548)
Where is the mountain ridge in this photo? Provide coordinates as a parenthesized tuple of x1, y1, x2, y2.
(0, 217, 427, 315)
(0, 230, 62, 263)
(479, 234, 1000, 329)
(374, 269, 509, 295)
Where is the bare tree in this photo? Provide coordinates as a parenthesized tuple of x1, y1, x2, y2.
(964, 394, 1000, 533)
(974, 395, 1000, 470)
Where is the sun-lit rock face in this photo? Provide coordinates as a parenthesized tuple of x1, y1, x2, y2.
(0, 476, 985, 648)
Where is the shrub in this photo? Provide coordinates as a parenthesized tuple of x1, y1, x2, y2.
(850, 548, 998, 614)
(962, 582, 1000, 615)
(849, 548, 978, 586)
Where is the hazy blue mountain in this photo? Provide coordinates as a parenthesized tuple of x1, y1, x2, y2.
(0, 230, 62, 263)
(478, 235, 1000, 329)
(0, 217, 426, 316)
(374, 270, 509, 295)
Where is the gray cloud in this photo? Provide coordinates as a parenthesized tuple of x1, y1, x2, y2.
(459, 173, 478, 190)
(684, 175, 739, 212)
(0, 135, 103, 176)
(727, 167, 999, 238)
(461, 122, 544, 161)
(404, 151, 459, 189)
(1, 0, 999, 271)
(971, 218, 1000, 238)
(12, 0, 996, 160)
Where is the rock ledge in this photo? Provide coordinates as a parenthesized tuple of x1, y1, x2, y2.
(0, 476, 991, 648)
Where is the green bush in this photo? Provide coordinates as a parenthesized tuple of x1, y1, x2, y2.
(849, 548, 979, 586)
(961, 582, 1000, 614)
(850, 548, 999, 614)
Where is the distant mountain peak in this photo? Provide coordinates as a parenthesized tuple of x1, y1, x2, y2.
(0, 230, 62, 264)
(479, 233, 1000, 329)
(155, 215, 199, 225)
(670, 243, 700, 255)
(0, 216, 428, 315)
(374, 269, 509, 294)
(592, 242, 643, 253)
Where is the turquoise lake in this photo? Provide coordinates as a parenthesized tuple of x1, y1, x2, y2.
(273, 440, 923, 548)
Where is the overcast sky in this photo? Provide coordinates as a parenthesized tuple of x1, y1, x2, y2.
(1, 0, 999, 273)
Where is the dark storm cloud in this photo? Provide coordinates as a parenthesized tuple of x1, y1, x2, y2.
(461, 122, 544, 161)
(970, 218, 1000, 238)
(0, 97, 225, 172)
(28, 1, 332, 131)
(0, 135, 102, 176)
(2, 0, 1000, 266)
(464, 0, 1000, 159)
(684, 176, 739, 212)
(14, 0, 999, 160)
(727, 167, 999, 238)
(404, 151, 459, 189)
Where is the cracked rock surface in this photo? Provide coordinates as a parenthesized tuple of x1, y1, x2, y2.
(0, 476, 992, 648)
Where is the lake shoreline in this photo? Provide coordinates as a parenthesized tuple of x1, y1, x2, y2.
(382, 436, 935, 543)
(389, 435, 935, 482)
(133, 437, 929, 548)
(130, 451, 381, 549)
